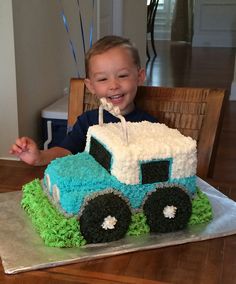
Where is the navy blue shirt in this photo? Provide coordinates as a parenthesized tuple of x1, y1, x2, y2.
(59, 108, 157, 154)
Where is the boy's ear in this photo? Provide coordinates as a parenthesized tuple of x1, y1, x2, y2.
(84, 78, 95, 95)
(137, 68, 146, 86)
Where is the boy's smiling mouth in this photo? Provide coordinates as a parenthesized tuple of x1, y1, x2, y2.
(108, 94, 125, 106)
(109, 94, 124, 101)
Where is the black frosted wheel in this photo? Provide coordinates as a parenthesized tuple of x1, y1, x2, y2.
(80, 192, 131, 243)
(143, 186, 192, 233)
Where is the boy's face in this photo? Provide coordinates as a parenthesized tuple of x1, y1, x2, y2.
(85, 46, 145, 115)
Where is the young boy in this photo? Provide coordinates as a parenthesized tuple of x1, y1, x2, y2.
(10, 35, 157, 166)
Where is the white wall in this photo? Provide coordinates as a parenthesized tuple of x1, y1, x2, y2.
(12, 0, 91, 143)
(230, 55, 236, 100)
(0, 1, 18, 159)
(1, 0, 146, 159)
(97, 0, 113, 37)
(123, 0, 147, 67)
(99, 0, 147, 66)
(193, 0, 236, 47)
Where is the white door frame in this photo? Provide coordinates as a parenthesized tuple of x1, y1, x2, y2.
(96, 0, 123, 39)
(112, 0, 123, 35)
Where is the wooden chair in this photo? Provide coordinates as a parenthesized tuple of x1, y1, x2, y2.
(68, 78, 226, 179)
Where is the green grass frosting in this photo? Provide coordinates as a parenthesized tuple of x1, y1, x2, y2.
(188, 187, 213, 225)
(21, 179, 86, 247)
(21, 180, 213, 247)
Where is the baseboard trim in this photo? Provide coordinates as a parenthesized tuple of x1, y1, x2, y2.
(230, 81, 236, 101)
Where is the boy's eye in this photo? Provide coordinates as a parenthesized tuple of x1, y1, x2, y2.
(97, 78, 107, 82)
(119, 74, 129, 78)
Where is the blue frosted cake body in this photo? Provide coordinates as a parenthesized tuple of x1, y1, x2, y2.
(44, 150, 196, 216)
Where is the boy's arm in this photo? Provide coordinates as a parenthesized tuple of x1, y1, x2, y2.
(34, 147, 71, 166)
(10, 137, 71, 166)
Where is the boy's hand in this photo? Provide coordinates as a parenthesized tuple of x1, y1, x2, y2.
(9, 137, 41, 165)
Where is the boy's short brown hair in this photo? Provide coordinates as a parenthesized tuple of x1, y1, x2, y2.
(85, 35, 141, 77)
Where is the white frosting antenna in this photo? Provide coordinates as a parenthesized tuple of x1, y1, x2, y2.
(99, 98, 128, 145)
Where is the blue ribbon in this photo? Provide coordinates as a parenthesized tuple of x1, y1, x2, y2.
(76, 0, 94, 51)
(76, 0, 86, 55)
(58, 0, 80, 77)
(58, 0, 95, 77)
(89, 0, 95, 48)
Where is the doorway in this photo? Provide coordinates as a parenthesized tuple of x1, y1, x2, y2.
(154, 0, 175, 41)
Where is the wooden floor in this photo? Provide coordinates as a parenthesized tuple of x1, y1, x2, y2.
(146, 40, 236, 183)
(146, 41, 235, 89)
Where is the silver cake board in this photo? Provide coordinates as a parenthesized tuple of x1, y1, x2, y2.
(0, 177, 236, 274)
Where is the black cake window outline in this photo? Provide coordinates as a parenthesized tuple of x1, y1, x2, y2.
(89, 137, 112, 173)
(141, 159, 171, 184)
